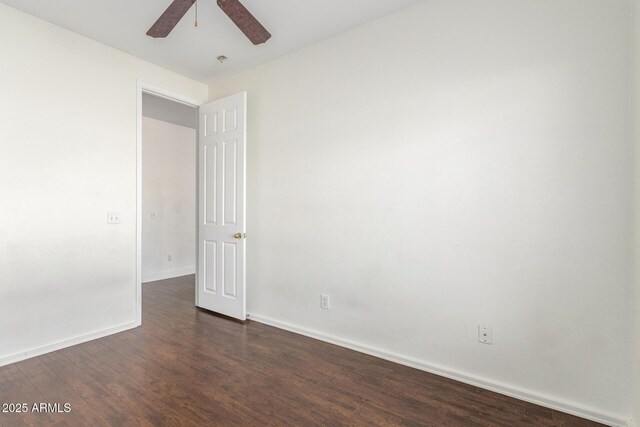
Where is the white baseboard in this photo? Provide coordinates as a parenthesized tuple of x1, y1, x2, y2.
(142, 266, 195, 283)
(248, 313, 628, 427)
(0, 321, 140, 368)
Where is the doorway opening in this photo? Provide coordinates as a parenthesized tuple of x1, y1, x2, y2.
(141, 92, 197, 284)
(136, 83, 200, 324)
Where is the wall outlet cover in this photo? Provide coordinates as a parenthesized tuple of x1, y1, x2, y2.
(478, 325, 492, 345)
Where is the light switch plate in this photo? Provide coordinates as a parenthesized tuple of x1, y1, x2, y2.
(107, 212, 121, 224)
(478, 325, 492, 345)
(321, 294, 330, 310)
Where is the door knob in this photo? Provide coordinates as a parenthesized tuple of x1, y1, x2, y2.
(234, 233, 246, 239)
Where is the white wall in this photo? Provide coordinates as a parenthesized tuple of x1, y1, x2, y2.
(0, 4, 207, 364)
(210, 0, 633, 422)
(142, 117, 196, 282)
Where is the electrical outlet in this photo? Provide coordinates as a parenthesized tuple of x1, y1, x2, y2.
(107, 212, 121, 224)
(478, 325, 492, 345)
(168, 255, 172, 262)
(320, 294, 330, 310)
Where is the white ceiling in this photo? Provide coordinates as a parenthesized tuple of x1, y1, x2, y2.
(0, 0, 422, 83)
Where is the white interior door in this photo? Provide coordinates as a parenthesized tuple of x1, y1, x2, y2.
(197, 92, 246, 320)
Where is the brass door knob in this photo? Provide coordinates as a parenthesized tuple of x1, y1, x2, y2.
(234, 233, 246, 239)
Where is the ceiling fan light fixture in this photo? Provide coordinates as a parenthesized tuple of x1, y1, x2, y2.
(146, 0, 271, 45)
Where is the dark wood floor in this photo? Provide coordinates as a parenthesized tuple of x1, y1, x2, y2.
(0, 275, 602, 426)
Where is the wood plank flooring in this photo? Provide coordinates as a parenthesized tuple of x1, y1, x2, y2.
(0, 275, 602, 426)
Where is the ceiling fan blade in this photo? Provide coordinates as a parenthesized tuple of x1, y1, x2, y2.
(217, 0, 271, 45)
(147, 0, 196, 38)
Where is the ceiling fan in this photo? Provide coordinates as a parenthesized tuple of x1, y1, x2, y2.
(147, 0, 271, 45)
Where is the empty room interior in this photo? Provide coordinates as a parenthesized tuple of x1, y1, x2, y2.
(1, 0, 640, 426)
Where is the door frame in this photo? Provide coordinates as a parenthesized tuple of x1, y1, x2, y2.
(135, 81, 202, 324)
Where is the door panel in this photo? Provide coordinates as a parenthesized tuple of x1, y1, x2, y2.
(204, 240, 217, 293)
(204, 145, 218, 225)
(198, 92, 246, 320)
(223, 242, 237, 298)
(223, 140, 238, 225)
